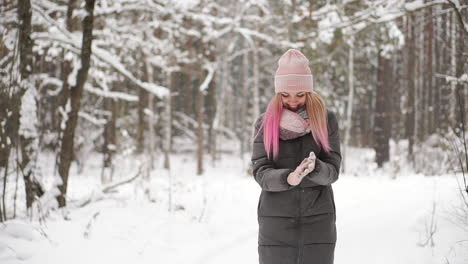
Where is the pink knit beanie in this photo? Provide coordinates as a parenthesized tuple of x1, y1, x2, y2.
(274, 49, 314, 93)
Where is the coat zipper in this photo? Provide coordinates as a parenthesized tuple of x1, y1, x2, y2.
(297, 187, 304, 264)
(297, 137, 305, 264)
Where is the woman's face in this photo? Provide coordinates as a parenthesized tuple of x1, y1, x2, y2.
(280, 92, 306, 111)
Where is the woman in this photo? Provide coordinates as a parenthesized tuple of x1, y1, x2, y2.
(251, 49, 341, 264)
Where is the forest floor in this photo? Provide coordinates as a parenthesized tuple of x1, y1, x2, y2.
(1, 148, 467, 264)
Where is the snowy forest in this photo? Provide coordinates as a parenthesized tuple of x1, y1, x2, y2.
(1, 0, 468, 263)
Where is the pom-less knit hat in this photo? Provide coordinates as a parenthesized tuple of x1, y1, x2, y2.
(274, 49, 314, 93)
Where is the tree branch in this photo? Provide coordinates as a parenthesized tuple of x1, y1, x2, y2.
(447, 0, 468, 34)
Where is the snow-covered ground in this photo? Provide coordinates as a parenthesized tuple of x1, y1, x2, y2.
(1, 148, 467, 264)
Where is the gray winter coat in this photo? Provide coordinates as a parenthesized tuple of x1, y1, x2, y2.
(251, 110, 341, 264)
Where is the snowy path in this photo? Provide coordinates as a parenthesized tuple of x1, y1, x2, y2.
(1, 156, 467, 264)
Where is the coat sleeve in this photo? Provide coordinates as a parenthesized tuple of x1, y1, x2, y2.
(300, 110, 342, 187)
(251, 116, 295, 192)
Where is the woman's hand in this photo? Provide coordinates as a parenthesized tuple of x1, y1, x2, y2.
(287, 152, 316, 186)
(301, 152, 316, 176)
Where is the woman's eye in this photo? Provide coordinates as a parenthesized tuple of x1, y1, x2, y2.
(297, 94, 304, 97)
(281, 94, 289, 97)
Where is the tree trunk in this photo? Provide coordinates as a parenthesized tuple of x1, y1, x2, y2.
(17, 0, 44, 209)
(240, 39, 249, 159)
(434, 6, 441, 134)
(163, 71, 172, 170)
(251, 45, 260, 154)
(286, 0, 297, 41)
(102, 93, 117, 184)
(136, 84, 147, 154)
(56, 0, 78, 134)
(450, 12, 457, 129)
(439, 12, 451, 134)
(405, 14, 416, 158)
(145, 60, 156, 170)
(374, 51, 391, 167)
(417, 13, 426, 142)
(454, 11, 465, 135)
(425, 6, 435, 135)
(212, 56, 229, 163)
(358, 90, 372, 147)
(390, 23, 404, 142)
(0, 6, 16, 221)
(57, 0, 96, 208)
(343, 40, 354, 173)
(163, 70, 172, 211)
(196, 71, 205, 175)
(205, 72, 217, 159)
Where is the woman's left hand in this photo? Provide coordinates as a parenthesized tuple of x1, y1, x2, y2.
(287, 152, 316, 185)
(299, 152, 316, 178)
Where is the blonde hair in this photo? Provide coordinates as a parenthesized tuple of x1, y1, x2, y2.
(257, 91, 330, 160)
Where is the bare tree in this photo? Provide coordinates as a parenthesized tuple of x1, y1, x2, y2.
(57, 0, 96, 207)
(374, 50, 391, 167)
(101, 89, 117, 184)
(17, 0, 43, 210)
(342, 38, 354, 173)
(136, 82, 147, 154)
(405, 14, 416, 159)
(196, 72, 205, 175)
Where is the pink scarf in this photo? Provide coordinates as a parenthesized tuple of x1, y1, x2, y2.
(279, 106, 310, 140)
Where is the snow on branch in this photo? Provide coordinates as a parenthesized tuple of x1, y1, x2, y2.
(85, 84, 138, 102)
(172, 119, 196, 140)
(91, 45, 168, 97)
(235, 27, 302, 48)
(199, 63, 216, 92)
(78, 111, 107, 126)
(92, 0, 167, 17)
(78, 162, 146, 208)
(32, 4, 78, 41)
(101, 165, 143, 193)
(174, 111, 209, 130)
(226, 48, 252, 62)
(35, 0, 67, 15)
(304, 0, 466, 38)
(32, 34, 169, 98)
(31, 3, 169, 98)
(35, 74, 63, 96)
(215, 125, 237, 140)
(435, 73, 468, 85)
(447, 0, 468, 34)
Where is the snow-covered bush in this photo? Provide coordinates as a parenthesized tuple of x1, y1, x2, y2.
(413, 131, 465, 176)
